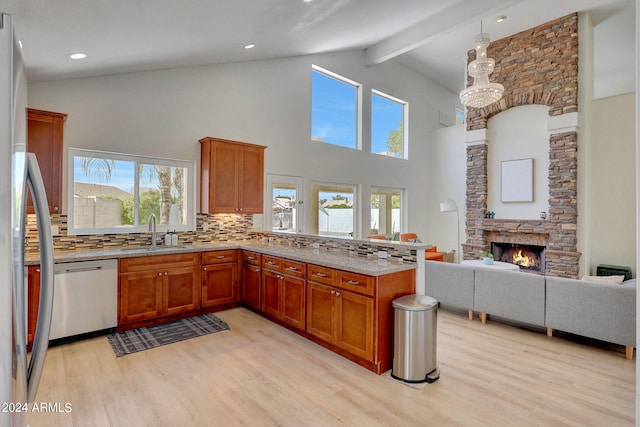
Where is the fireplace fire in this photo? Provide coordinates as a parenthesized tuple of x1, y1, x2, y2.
(491, 242, 545, 272)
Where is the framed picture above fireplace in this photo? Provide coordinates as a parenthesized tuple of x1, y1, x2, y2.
(501, 158, 533, 202)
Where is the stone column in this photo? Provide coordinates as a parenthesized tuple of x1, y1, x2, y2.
(463, 130, 489, 260)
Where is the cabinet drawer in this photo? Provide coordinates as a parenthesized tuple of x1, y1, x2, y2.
(337, 271, 374, 296)
(262, 255, 283, 271)
(119, 253, 199, 273)
(281, 259, 306, 278)
(307, 264, 336, 286)
(242, 251, 262, 265)
(202, 249, 238, 265)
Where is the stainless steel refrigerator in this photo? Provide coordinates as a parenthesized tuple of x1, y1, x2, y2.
(1, 12, 55, 427)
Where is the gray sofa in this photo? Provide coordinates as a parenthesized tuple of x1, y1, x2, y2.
(474, 268, 546, 327)
(546, 276, 636, 359)
(424, 261, 475, 320)
(424, 261, 636, 359)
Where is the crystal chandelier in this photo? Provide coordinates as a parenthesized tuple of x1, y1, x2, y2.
(459, 29, 504, 108)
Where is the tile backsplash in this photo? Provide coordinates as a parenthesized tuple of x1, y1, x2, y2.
(26, 213, 259, 253)
(26, 213, 417, 263)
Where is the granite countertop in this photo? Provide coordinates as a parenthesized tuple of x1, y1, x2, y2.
(26, 241, 416, 276)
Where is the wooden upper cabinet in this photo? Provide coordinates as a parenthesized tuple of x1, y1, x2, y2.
(27, 108, 67, 214)
(199, 137, 266, 214)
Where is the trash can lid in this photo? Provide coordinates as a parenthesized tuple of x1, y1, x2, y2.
(392, 294, 437, 311)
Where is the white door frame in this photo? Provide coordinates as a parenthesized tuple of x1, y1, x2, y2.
(265, 174, 304, 234)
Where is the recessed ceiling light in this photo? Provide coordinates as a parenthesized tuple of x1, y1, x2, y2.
(67, 52, 87, 60)
(244, 44, 255, 49)
(495, 15, 507, 23)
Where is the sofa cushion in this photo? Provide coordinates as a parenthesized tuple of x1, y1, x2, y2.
(582, 275, 626, 284)
(474, 268, 546, 327)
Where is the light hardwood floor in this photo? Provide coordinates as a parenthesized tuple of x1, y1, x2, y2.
(28, 308, 635, 426)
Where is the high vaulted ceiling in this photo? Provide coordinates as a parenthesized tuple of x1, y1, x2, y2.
(0, 0, 635, 97)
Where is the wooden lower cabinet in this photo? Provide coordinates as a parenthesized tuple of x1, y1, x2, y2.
(306, 282, 373, 361)
(306, 264, 415, 374)
(201, 250, 239, 307)
(118, 253, 200, 328)
(241, 251, 262, 310)
(261, 269, 281, 319)
(119, 270, 164, 323)
(261, 255, 306, 330)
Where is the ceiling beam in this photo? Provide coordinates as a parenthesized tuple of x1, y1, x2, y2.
(365, 0, 526, 65)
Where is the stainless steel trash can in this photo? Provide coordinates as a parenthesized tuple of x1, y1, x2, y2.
(391, 294, 440, 383)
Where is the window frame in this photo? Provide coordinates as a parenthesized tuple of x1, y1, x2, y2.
(311, 64, 363, 151)
(370, 88, 408, 159)
(311, 181, 359, 239)
(370, 186, 405, 239)
(265, 174, 304, 234)
(67, 147, 196, 236)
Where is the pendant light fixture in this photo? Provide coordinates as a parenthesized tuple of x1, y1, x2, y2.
(459, 22, 504, 109)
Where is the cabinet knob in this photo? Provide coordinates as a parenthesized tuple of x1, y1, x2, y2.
(331, 290, 336, 295)
(254, 267, 260, 272)
(53, 206, 59, 211)
(35, 268, 40, 273)
(203, 267, 207, 271)
(164, 272, 168, 276)
(158, 272, 163, 276)
(335, 291, 341, 297)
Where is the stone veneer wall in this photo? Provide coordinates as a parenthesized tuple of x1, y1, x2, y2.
(462, 13, 580, 278)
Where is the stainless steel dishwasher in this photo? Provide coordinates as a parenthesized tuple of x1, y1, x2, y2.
(51, 259, 118, 341)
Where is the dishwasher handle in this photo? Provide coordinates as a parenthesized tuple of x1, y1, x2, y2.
(56, 265, 103, 274)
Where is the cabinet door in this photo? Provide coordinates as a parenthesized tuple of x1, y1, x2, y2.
(261, 269, 282, 320)
(242, 263, 261, 310)
(27, 109, 66, 214)
(119, 271, 163, 324)
(336, 289, 374, 362)
(164, 265, 199, 315)
(238, 144, 264, 213)
(306, 282, 335, 343)
(202, 263, 238, 307)
(282, 275, 305, 330)
(209, 141, 239, 213)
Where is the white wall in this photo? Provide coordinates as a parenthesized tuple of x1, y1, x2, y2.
(28, 49, 458, 239)
(426, 125, 466, 260)
(587, 93, 636, 275)
(487, 105, 550, 220)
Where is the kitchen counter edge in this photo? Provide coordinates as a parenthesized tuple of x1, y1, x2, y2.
(26, 241, 416, 276)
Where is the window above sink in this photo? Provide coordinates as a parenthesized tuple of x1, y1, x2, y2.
(67, 148, 196, 236)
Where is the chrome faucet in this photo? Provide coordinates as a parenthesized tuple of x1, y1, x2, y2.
(148, 213, 157, 249)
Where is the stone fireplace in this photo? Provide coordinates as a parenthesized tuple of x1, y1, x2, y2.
(461, 13, 581, 278)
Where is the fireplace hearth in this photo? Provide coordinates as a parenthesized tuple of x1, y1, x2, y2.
(491, 242, 545, 272)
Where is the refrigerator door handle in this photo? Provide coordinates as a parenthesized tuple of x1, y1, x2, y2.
(25, 153, 54, 403)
